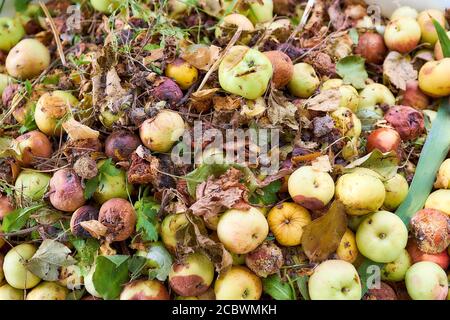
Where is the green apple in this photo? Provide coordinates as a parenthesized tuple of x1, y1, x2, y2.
(383, 174, 409, 210)
(3, 244, 41, 289)
(6, 39, 50, 79)
(288, 166, 335, 210)
(0, 284, 24, 300)
(356, 211, 408, 263)
(308, 260, 362, 300)
(214, 266, 262, 300)
(219, 45, 273, 100)
(247, 0, 273, 24)
(14, 170, 51, 202)
(358, 83, 395, 111)
(321, 79, 359, 112)
(169, 252, 214, 297)
(288, 63, 319, 98)
(93, 159, 132, 204)
(335, 172, 385, 216)
(215, 14, 255, 44)
(384, 17, 421, 54)
(217, 207, 268, 254)
(381, 249, 412, 282)
(0, 17, 25, 52)
(160, 213, 189, 253)
(405, 261, 448, 300)
(90, 0, 120, 14)
(26, 282, 68, 300)
(331, 107, 362, 139)
(0, 74, 13, 96)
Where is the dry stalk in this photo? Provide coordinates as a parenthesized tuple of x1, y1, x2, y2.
(39, 1, 67, 66)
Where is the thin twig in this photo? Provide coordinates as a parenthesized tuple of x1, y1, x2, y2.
(39, 1, 67, 66)
(283, 0, 316, 48)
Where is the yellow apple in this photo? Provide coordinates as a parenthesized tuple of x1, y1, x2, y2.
(288, 63, 320, 98)
(384, 17, 421, 53)
(417, 9, 446, 46)
(418, 58, 450, 97)
(214, 266, 262, 300)
(336, 229, 359, 264)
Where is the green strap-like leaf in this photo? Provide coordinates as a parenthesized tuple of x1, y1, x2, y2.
(432, 19, 450, 58)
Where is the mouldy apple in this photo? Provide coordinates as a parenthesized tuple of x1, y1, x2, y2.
(3, 244, 41, 289)
(383, 17, 421, 54)
(356, 211, 408, 263)
(14, 170, 51, 202)
(218, 45, 273, 100)
(267, 202, 311, 246)
(0, 284, 24, 300)
(288, 166, 335, 210)
(214, 266, 262, 300)
(418, 58, 450, 98)
(217, 207, 268, 254)
(381, 249, 412, 282)
(244, 241, 283, 278)
(90, 0, 120, 14)
(98, 198, 136, 242)
(288, 63, 320, 98)
(405, 261, 448, 300)
(6, 39, 50, 79)
(26, 282, 68, 300)
(120, 280, 170, 300)
(425, 189, 450, 215)
(308, 260, 362, 300)
(410, 209, 450, 254)
(383, 174, 409, 211)
(335, 172, 385, 216)
(384, 105, 425, 141)
(139, 110, 185, 153)
(49, 168, 86, 212)
(336, 229, 359, 264)
(417, 9, 446, 46)
(0, 17, 25, 52)
(169, 252, 214, 296)
(263, 50, 294, 89)
(165, 58, 199, 90)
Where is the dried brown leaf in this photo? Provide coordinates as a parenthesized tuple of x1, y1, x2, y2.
(383, 52, 418, 91)
(181, 45, 221, 71)
(63, 118, 100, 141)
(80, 220, 107, 239)
(305, 89, 341, 112)
(267, 90, 298, 130)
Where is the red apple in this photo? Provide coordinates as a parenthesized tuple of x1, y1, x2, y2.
(400, 80, 430, 110)
(407, 240, 449, 269)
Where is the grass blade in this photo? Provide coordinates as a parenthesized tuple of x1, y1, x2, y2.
(432, 18, 450, 58)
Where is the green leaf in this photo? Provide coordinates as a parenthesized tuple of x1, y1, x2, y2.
(250, 180, 281, 205)
(99, 158, 121, 176)
(71, 238, 100, 275)
(349, 28, 359, 45)
(18, 103, 37, 134)
(0, 136, 21, 159)
(345, 149, 399, 180)
(14, 0, 31, 12)
(92, 255, 130, 300)
(25, 239, 76, 281)
(2, 204, 44, 232)
(185, 163, 232, 197)
(146, 244, 172, 281)
(84, 175, 99, 200)
(433, 19, 450, 58)
(262, 274, 295, 300)
(336, 55, 368, 89)
(296, 275, 310, 300)
(128, 255, 147, 281)
(135, 197, 160, 242)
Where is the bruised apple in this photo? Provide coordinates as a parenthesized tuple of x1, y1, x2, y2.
(384, 106, 425, 141)
(288, 166, 335, 210)
(139, 110, 185, 153)
(218, 46, 273, 99)
(214, 266, 262, 300)
(15, 131, 52, 167)
(356, 211, 408, 263)
(120, 280, 169, 300)
(263, 50, 294, 89)
(336, 229, 359, 264)
(321, 79, 360, 112)
(6, 39, 50, 79)
(217, 207, 268, 254)
(381, 249, 412, 282)
(418, 58, 450, 98)
(308, 260, 362, 300)
(405, 261, 448, 300)
(105, 130, 141, 162)
(169, 252, 214, 296)
(161, 213, 189, 253)
(267, 202, 311, 246)
(335, 172, 385, 216)
(49, 168, 85, 212)
(358, 83, 395, 110)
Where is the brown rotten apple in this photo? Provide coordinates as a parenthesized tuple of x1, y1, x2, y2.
(15, 131, 53, 167)
(70, 205, 99, 238)
(245, 241, 284, 278)
(384, 106, 425, 141)
(263, 50, 294, 89)
(105, 130, 141, 162)
(407, 239, 449, 270)
(169, 252, 214, 297)
(120, 280, 170, 300)
(0, 194, 14, 220)
(410, 209, 450, 254)
(49, 168, 85, 212)
(400, 80, 430, 110)
(355, 32, 387, 64)
(98, 198, 136, 242)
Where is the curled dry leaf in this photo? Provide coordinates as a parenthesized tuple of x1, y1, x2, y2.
(305, 89, 341, 112)
(62, 118, 100, 141)
(301, 201, 347, 262)
(80, 220, 108, 239)
(383, 51, 418, 91)
(213, 95, 242, 111)
(267, 90, 298, 130)
(311, 155, 333, 172)
(181, 45, 221, 71)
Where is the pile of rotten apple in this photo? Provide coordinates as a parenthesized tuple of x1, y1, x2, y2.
(0, 0, 449, 301)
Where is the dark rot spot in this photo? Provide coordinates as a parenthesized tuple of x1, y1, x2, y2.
(292, 194, 325, 210)
(169, 275, 208, 297)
